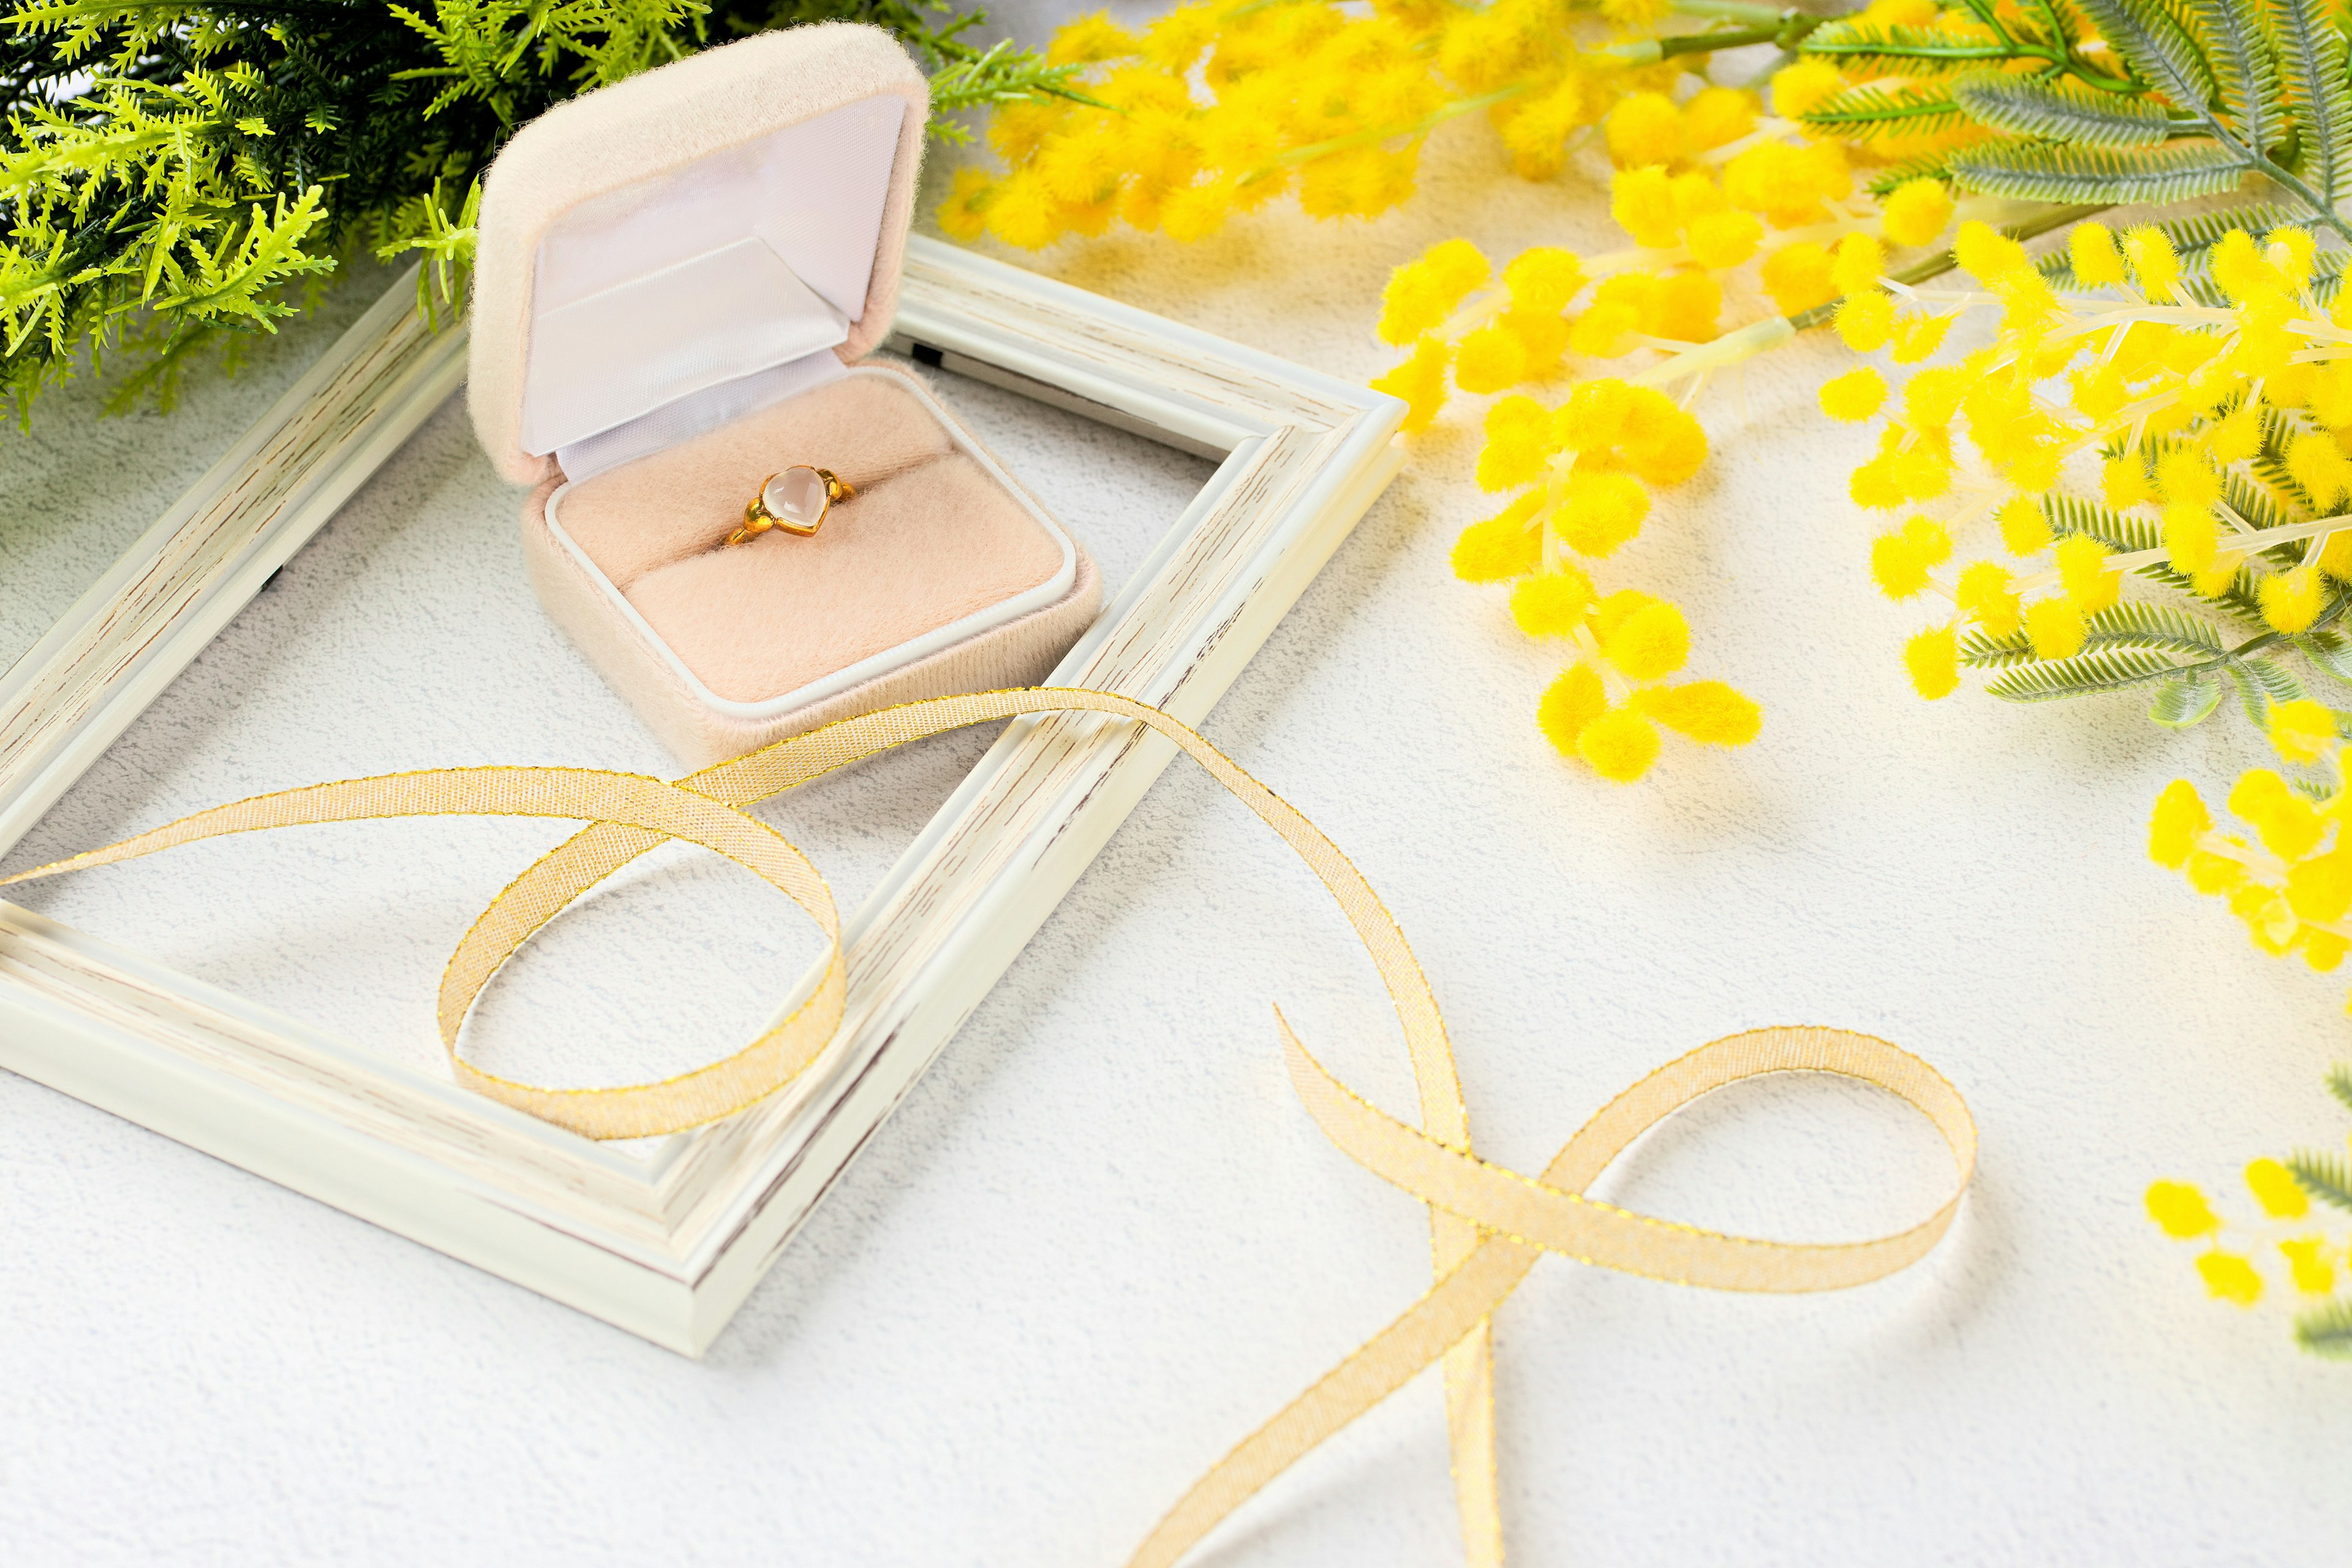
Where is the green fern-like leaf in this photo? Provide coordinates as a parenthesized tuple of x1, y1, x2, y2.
(2294, 1297, 2352, 1357)
(2220, 462, 2298, 543)
(2086, 600, 2233, 653)
(2045, 491, 2161, 552)
(2191, 0, 2282, 151)
(2243, 654, 2309, 706)
(1948, 138, 2250, 203)
(1803, 81, 1968, 141)
(2290, 1148, 2352, 1212)
(2229, 659, 2277, 723)
(2273, 0, 2352, 203)
(1958, 628, 2041, 669)
(1802, 20, 2021, 75)
(1959, 600, 2232, 673)
(2073, 0, 2222, 114)
(2297, 628, 2352, 684)
(2326, 1063, 2352, 1113)
(1864, 154, 1958, 196)
(1983, 647, 2184, 699)
(1950, 71, 2176, 147)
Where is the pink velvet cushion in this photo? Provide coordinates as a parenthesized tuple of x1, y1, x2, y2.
(551, 367, 1069, 706)
(553, 372, 957, 590)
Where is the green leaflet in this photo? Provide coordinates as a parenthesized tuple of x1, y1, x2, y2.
(1950, 72, 2175, 147)
(2272, 0, 2352, 203)
(1865, 153, 1959, 196)
(1801, 20, 2021, 74)
(1801, 81, 1968, 142)
(1983, 647, 2182, 699)
(2290, 1149, 2352, 1213)
(2234, 655, 2309, 722)
(2149, 673, 2224, 725)
(2045, 491, 2162, 554)
(2294, 1298, 2352, 1359)
(2192, 0, 2282, 151)
(2073, 0, 2222, 111)
(1947, 139, 2250, 203)
(1962, 600, 2230, 672)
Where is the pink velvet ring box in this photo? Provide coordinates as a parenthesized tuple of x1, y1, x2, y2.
(467, 23, 1101, 767)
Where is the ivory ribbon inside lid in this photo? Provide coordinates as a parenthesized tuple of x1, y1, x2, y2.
(518, 94, 908, 456)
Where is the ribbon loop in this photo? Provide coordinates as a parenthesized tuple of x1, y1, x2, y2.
(2, 689, 1976, 1564)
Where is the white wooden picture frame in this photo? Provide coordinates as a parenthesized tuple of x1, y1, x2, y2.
(0, 237, 1406, 1355)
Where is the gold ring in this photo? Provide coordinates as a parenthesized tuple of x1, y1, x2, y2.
(725, 466, 856, 546)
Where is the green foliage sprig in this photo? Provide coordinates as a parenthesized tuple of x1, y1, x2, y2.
(0, 0, 1086, 426)
(1803, 0, 2352, 293)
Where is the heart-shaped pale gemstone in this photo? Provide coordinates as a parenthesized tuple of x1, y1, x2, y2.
(763, 466, 829, 530)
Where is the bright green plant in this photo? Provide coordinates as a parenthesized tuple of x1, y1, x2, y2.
(0, 0, 1085, 425)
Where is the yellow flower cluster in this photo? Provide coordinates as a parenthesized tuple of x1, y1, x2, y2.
(1834, 220, 2352, 701)
(1370, 58, 1964, 438)
(2146, 1157, 2346, 1312)
(1450, 373, 1761, 780)
(2149, 706, 2352, 984)
(938, 0, 1652, 252)
(2144, 701, 2352, 1348)
(1376, 45, 1970, 778)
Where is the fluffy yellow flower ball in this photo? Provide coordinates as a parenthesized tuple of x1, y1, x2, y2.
(2148, 780, 2211, 867)
(1599, 597, 1690, 681)
(1509, 568, 1595, 636)
(2069, 222, 2127, 288)
(1553, 470, 1650, 557)
(1642, 680, 1762, 745)
(1829, 232, 1885, 298)
(2198, 1251, 2263, 1306)
(2267, 698, 2338, 764)
(1577, 707, 1662, 782)
(2024, 597, 2086, 660)
(1818, 366, 1887, 423)
(1878, 178, 1953, 249)
(2247, 1158, 2312, 1219)
(2054, 535, 2120, 615)
(1369, 337, 1450, 434)
(2258, 565, 2326, 633)
(1835, 290, 1894, 352)
(1998, 496, 2052, 556)
(1956, 560, 2021, 635)
(1869, 515, 1952, 599)
(1378, 238, 1489, 345)
(2145, 1180, 2221, 1238)
(1903, 625, 1959, 699)
(1767, 59, 1846, 121)
(1537, 663, 1607, 753)
(1605, 91, 1684, 168)
(1450, 496, 1543, 582)
(2125, 227, 2182, 301)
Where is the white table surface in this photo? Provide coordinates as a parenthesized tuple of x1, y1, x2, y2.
(4, 21, 2348, 1564)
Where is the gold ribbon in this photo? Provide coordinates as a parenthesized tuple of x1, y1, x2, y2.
(1, 688, 1976, 1564)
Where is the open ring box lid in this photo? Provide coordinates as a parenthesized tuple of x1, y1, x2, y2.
(468, 23, 1100, 768)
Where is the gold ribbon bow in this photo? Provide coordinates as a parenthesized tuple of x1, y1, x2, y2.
(2, 688, 1976, 1564)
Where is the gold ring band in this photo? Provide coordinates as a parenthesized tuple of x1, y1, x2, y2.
(726, 466, 856, 546)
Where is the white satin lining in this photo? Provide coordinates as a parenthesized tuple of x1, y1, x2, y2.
(519, 94, 908, 457)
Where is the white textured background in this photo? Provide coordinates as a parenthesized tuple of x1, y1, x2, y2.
(4, 15, 2350, 1563)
